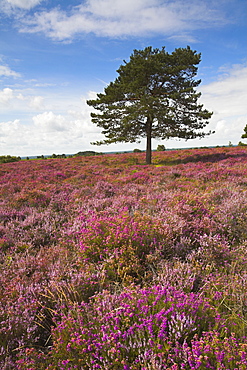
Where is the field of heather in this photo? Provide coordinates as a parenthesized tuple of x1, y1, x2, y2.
(1, 146, 247, 369)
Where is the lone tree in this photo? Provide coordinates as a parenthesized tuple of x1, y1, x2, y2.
(87, 46, 213, 164)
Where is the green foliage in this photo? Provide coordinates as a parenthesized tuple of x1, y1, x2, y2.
(0, 155, 21, 163)
(74, 151, 101, 157)
(238, 141, 247, 146)
(87, 45, 213, 164)
(49, 153, 67, 158)
(156, 144, 166, 151)
(133, 148, 142, 152)
(241, 124, 247, 139)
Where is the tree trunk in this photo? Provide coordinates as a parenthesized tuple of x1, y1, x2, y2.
(146, 117, 152, 164)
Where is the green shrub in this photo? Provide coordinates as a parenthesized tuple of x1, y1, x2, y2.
(0, 155, 21, 163)
(156, 144, 166, 151)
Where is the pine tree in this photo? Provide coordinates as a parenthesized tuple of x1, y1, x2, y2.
(87, 46, 213, 164)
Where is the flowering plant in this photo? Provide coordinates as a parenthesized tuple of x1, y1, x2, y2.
(0, 147, 247, 368)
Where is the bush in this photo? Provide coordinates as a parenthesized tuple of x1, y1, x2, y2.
(156, 144, 166, 151)
(0, 155, 21, 163)
(238, 141, 247, 146)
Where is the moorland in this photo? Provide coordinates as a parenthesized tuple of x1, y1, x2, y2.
(1, 146, 247, 369)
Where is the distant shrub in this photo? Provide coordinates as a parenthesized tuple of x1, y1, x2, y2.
(156, 144, 166, 151)
(133, 148, 142, 153)
(49, 153, 67, 158)
(75, 151, 100, 156)
(0, 155, 21, 163)
(238, 141, 247, 147)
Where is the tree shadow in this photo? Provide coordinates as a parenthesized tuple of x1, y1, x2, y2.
(156, 150, 247, 166)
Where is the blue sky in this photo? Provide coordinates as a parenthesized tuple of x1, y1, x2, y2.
(0, 0, 246, 156)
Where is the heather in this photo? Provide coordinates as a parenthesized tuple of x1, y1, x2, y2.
(1, 146, 247, 369)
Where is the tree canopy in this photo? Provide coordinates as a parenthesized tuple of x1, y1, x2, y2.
(241, 125, 247, 139)
(87, 46, 213, 164)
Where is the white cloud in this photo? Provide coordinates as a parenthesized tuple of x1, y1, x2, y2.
(6, 0, 41, 9)
(0, 0, 42, 17)
(201, 64, 247, 117)
(33, 111, 67, 132)
(85, 91, 97, 101)
(34, 82, 56, 87)
(0, 87, 45, 111)
(0, 119, 20, 137)
(0, 88, 14, 103)
(16, 93, 25, 100)
(199, 63, 247, 145)
(29, 95, 44, 110)
(168, 33, 199, 43)
(0, 90, 104, 156)
(0, 65, 21, 78)
(19, 0, 228, 41)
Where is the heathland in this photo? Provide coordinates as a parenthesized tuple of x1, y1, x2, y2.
(1, 146, 247, 369)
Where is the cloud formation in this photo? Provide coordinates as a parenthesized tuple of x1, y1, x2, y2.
(200, 64, 247, 144)
(0, 87, 45, 111)
(0, 87, 14, 103)
(29, 95, 44, 110)
(0, 119, 20, 137)
(33, 111, 67, 132)
(201, 64, 247, 117)
(5, 0, 41, 10)
(18, 0, 228, 41)
(0, 0, 41, 15)
(0, 64, 21, 78)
